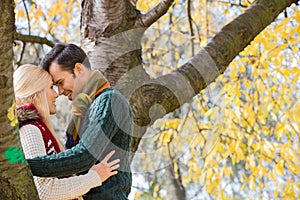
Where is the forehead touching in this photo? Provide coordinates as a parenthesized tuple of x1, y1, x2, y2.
(46, 79, 54, 86)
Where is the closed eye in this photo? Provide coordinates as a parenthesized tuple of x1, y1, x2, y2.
(56, 79, 64, 86)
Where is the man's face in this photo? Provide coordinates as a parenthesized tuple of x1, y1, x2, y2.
(49, 62, 75, 101)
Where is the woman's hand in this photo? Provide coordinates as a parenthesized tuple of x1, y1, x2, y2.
(91, 150, 120, 183)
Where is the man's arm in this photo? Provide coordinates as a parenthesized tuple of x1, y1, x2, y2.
(27, 89, 131, 177)
(27, 141, 98, 177)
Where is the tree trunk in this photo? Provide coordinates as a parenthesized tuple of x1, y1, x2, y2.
(80, 0, 299, 154)
(0, 0, 39, 199)
(165, 164, 186, 200)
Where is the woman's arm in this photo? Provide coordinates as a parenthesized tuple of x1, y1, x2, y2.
(20, 125, 102, 200)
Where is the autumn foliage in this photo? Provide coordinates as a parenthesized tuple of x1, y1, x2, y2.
(10, 0, 300, 199)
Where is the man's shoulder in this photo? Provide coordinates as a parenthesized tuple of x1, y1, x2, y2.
(94, 88, 127, 104)
(90, 88, 129, 111)
(100, 87, 124, 96)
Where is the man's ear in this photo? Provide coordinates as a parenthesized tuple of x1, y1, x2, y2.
(74, 63, 82, 76)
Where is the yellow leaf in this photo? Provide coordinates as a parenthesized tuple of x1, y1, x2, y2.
(206, 168, 214, 180)
(280, 17, 291, 25)
(274, 189, 279, 197)
(247, 154, 256, 168)
(244, 79, 252, 89)
(224, 166, 232, 178)
(7, 102, 17, 127)
(173, 162, 178, 177)
(240, 183, 246, 191)
(134, 192, 142, 198)
(264, 41, 276, 51)
(261, 139, 275, 160)
(239, 65, 246, 73)
(235, 146, 245, 162)
(205, 180, 217, 194)
(261, 126, 270, 136)
(137, 0, 150, 12)
(159, 130, 173, 143)
(198, 172, 206, 183)
(153, 185, 159, 198)
(29, 4, 36, 13)
(276, 160, 285, 176)
(35, 5, 43, 18)
(216, 143, 225, 154)
(268, 169, 276, 179)
(230, 67, 238, 80)
(252, 143, 260, 152)
(275, 122, 285, 140)
(16, 9, 26, 18)
(249, 175, 256, 190)
(252, 67, 258, 77)
(247, 135, 254, 147)
(233, 96, 241, 107)
(286, 161, 299, 174)
(165, 119, 181, 129)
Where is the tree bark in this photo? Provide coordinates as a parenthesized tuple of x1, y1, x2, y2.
(0, 0, 39, 199)
(81, 0, 148, 88)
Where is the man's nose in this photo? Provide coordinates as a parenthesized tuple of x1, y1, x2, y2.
(58, 85, 64, 95)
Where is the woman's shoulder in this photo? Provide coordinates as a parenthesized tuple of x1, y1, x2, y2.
(19, 123, 41, 134)
(19, 124, 43, 143)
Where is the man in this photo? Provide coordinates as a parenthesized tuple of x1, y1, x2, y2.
(27, 43, 132, 200)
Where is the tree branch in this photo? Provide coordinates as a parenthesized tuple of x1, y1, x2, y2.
(15, 41, 26, 66)
(130, 0, 299, 128)
(218, 0, 249, 8)
(187, 0, 195, 56)
(137, 0, 175, 27)
(22, 0, 31, 35)
(14, 32, 54, 47)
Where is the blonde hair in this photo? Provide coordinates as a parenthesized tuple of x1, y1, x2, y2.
(14, 64, 65, 151)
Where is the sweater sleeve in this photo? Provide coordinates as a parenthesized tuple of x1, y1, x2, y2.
(20, 125, 102, 200)
(27, 90, 125, 177)
(27, 140, 98, 177)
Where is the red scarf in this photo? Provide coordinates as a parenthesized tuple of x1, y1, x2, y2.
(18, 104, 61, 155)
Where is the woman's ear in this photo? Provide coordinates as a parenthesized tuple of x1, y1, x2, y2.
(74, 63, 82, 76)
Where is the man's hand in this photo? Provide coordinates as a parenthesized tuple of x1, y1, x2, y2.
(91, 150, 120, 183)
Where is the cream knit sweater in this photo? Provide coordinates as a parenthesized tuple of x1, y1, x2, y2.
(19, 125, 102, 200)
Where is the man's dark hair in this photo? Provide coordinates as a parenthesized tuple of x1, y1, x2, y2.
(40, 43, 91, 72)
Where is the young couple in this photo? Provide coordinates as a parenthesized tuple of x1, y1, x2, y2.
(14, 43, 132, 200)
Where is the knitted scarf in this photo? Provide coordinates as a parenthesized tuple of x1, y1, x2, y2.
(17, 103, 61, 155)
(65, 70, 110, 148)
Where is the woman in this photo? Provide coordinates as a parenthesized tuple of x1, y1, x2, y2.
(13, 64, 120, 200)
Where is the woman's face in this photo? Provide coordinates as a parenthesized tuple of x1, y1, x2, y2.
(45, 80, 59, 115)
